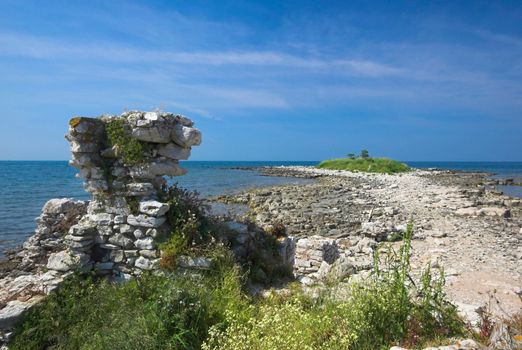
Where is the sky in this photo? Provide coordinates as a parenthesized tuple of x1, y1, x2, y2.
(0, 0, 521, 161)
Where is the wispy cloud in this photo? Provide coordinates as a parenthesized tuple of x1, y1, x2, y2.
(0, 31, 402, 77)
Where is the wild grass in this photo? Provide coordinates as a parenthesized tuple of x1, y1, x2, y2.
(318, 157, 410, 174)
(11, 223, 465, 350)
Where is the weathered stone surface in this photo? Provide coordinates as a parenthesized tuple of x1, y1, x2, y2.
(177, 256, 212, 269)
(127, 215, 166, 228)
(139, 200, 170, 217)
(0, 300, 35, 329)
(129, 159, 187, 179)
(135, 256, 153, 270)
(108, 233, 134, 249)
(126, 183, 155, 196)
(42, 198, 85, 215)
(171, 124, 202, 148)
(157, 143, 191, 160)
(46, 251, 90, 272)
(131, 126, 171, 143)
(134, 237, 155, 250)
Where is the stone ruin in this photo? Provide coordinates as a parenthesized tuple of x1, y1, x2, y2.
(47, 110, 202, 280)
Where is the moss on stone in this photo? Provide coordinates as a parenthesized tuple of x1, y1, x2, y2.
(69, 117, 82, 128)
(105, 118, 145, 165)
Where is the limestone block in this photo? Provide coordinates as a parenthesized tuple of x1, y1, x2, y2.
(135, 256, 153, 270)
(0, 300, 35, 329)
(42, 198, 86, 216)
(131, 126, 170, 143)
(127, 215, 166, 228)
(139, 200, 170, 217)
(126, 183, 155, 196)
(171, 124, 202, 148)
(47, 251, 90, 272)
(108, 233, 134, 249)
(129, 159, 187, 179)
(157, 143, 191, 160)
(135, 237, 155, 250)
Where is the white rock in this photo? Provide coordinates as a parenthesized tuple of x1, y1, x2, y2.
(108, 233, 134, 248)
(135, 237, 155, 250)
(126, 183, 155, 196)
(479, 207, 510, 218)
(90, 213, 113, 225)
(42, 198, 84, 215)
(46, 251, 90, 272)
(143, 111, 160, 121)
(128, 214, 166, 228)
(171, 124, 202, 148)
(157, 143, 191, 160)
(131, 126, 170, 143)
(135, 256, 153, 270)
(139, 200, 170, 217)
(0, 300, 34, 329)
(129, 160, 187, 179)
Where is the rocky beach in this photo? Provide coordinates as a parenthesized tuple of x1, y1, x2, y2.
(213, 166, 522, 323)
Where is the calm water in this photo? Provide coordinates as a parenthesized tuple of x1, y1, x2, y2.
(1, 161, 521, 252)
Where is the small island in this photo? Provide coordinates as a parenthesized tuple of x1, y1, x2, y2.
(318, 150, 410, 174)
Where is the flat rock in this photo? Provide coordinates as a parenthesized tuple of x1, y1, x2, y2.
(127, 214, 166, 228)
(139, 200, 170, 217)
(157, 143, 191, 160)
(46, 251, 90, 272)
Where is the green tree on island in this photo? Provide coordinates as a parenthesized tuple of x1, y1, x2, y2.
(346, 153, 356, 159)
(360, 149, 369, 159)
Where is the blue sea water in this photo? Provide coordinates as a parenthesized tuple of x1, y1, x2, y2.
(1, 160, 521, 253)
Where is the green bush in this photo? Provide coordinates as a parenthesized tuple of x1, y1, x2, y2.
(318, 157, 410, 174)
(11, 225, 464, 350)
(10, 247, 248, 350)
(203, 224, 465, 350)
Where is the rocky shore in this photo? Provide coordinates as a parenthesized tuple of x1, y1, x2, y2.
(212, 166, 522, 323)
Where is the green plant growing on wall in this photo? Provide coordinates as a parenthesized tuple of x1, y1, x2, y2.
(105, 118, 145, 165)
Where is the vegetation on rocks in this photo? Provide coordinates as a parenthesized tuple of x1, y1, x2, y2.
(10, 224, 469, 350)
(318, 156, 410, 174)
(105, 118, 145, 165)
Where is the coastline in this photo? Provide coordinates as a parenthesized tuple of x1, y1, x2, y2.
(212, 166, 522, 322)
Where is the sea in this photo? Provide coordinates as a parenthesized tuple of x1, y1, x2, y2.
(1, 160, 521, 254)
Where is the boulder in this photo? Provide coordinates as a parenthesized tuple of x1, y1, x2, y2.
(42, 198, 85, 215)
(0, 300, 35, 329)
(46, 251, 90, 272)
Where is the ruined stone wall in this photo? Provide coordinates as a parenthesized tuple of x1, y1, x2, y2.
(45, 111, 201, 280)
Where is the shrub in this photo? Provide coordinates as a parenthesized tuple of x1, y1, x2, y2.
(204, 223, 465, 350)
(158, 184, 212, 246)
(10, 246, 249, 350)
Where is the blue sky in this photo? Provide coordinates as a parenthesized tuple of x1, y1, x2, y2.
(0, 0, 521, 161)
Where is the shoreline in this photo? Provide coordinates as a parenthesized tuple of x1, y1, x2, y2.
(211, 166, 522, 322)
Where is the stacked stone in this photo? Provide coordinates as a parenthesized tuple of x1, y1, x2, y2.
(20, 198, 87, 269)
(45, 111, 201, 279)
(294, 235, 339, 279)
